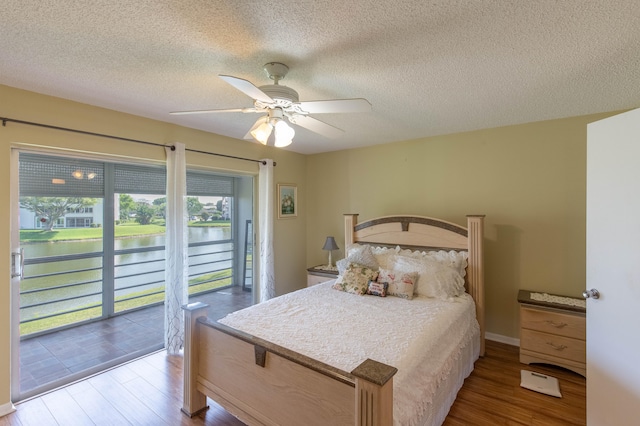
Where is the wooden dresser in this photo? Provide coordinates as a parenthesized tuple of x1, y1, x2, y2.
(306, 265, 339, 287)
(518, 289, 586, 377)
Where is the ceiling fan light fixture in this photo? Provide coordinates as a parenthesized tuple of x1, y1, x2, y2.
(250, 120, 273, 145)
(173, 63, 371, 147)
(274, 120, 295, 148)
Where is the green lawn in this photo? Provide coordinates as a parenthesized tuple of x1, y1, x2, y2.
(20, 220, 230, 242)
(188, 221, 230, 228)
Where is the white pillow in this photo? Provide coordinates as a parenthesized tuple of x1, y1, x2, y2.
(396, 249, 468, 278)
(371, 246, 398, 270)
(345, 243, 365, 256)
(391, 255, 465, 299)
(336, 244, 378, 275)
(427, 250, 468, 277)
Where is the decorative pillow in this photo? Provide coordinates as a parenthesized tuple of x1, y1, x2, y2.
(366, 280, 388, 297)
(336, 244, 379, 275)
(391, 255, 465, 299)
(332, 263, 379, 295)
(377, 268, 418, 300)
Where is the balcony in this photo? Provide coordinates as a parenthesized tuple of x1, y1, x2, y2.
(17, 238, 253, 400)
(19, 285, 252, 399)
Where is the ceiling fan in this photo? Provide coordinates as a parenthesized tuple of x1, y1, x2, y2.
(170, 62, 372, 147)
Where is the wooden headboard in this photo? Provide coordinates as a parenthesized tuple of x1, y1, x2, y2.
(344, 214, 485, 356)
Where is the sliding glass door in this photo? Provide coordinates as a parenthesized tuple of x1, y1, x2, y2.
(12, 151, 253, 400)
(18, 154, 107, 335)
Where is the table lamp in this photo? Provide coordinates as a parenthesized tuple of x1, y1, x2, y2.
(322, 236, 339, 268)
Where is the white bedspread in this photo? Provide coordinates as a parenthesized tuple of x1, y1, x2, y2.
(219, 281, 479, 426)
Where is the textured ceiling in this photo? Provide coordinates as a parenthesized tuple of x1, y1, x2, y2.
(1, 1, 639, 154)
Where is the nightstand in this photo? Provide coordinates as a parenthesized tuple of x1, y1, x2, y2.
(306, 265, 339, 287)
(518, 289, 586, 377)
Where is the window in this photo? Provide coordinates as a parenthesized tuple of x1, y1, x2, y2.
(18, 152, 252, 335)
(66, 217, 93, 228)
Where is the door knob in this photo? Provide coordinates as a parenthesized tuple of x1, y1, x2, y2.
(583, 288, 600, 299)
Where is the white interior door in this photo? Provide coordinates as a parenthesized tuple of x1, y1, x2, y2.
(586, 108, 640, 425)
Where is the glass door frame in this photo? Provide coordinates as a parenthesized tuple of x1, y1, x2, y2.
(10, 147, 254, 401)
(10, 148, 20, 403)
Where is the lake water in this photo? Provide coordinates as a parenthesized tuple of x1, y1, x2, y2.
(23, 226, 231, 257)
(20, 226, 234, 323)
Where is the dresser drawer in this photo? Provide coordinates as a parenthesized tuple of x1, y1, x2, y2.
(520, 306, 585, 340)
(520, 328, 586, 363)
(307, 274, 334, 287)
(307, 266, 338, 287)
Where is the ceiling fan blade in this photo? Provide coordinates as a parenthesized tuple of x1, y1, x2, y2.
(170, 107, 259, 115)
(289, 115, 344, 139)
(219, 75, 274, 103)
(297, 98, 371, 114)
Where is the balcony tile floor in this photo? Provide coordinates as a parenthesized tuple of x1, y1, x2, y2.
(19, 286, 253, 398)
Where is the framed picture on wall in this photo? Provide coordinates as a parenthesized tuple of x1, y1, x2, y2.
(277, 183, 297, 219)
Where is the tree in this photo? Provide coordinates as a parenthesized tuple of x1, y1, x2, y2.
(152, 197, 167, 219)
(152, 197, 166, 206)
(19, 197, 97, 231)
(151, 196, 202, 219)
(187, 197, 203, 218)
(200, 211, 210, 222)
(118, 194, 136, 221)
(216, 199, 223, 212)
(135, 202, 155, 225)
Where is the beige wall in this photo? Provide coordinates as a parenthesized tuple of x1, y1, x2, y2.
(0, 83, 622, 409)
(0, 84, 307, 406)
(306, 111, 617, 341)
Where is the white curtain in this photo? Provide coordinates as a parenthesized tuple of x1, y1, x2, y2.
(164, 143, 188, 354)
(259, 159, 276, 302)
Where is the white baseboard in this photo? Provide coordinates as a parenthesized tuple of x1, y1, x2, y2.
(0, 401, 16, 417)
(485, 332, 520, 347)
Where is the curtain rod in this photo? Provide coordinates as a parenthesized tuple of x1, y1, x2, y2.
(1, 116, 274, 166)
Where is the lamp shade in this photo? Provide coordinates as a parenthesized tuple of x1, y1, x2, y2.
(274, 120, 295, 147)
(250, 120, 273, 145)
(322, 236, 339, 251)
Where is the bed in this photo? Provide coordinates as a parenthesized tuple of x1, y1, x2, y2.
(182, 214, 485, 426)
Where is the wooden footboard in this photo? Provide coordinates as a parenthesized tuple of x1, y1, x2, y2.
(181, 213, 484, 425)
(182, 302, 397, 426)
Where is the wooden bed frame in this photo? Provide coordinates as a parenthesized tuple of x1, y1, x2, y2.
(182, 214, 484, 426)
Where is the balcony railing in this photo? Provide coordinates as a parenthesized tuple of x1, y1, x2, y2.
(20, 239, 234, 337)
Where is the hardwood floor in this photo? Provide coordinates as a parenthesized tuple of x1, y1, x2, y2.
(444, 341, 586, 425)
(2, 340, 585, 426)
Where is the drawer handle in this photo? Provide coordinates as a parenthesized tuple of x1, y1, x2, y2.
(545, 320, 568, 328)
(546, 342, 567, 351)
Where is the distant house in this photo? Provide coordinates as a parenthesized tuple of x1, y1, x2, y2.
(19, 200, 104, 229)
